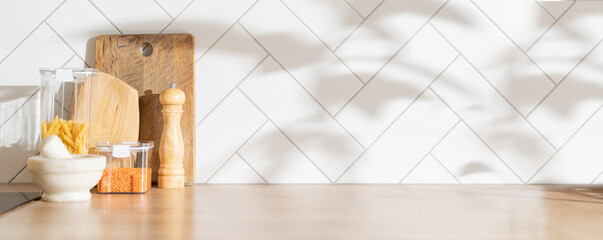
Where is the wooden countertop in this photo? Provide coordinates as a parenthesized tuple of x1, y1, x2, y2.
(1, 184, 603, 239)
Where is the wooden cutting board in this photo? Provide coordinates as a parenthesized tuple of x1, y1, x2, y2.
(73, 72, 140, 150)
(95, 34, 195, 184)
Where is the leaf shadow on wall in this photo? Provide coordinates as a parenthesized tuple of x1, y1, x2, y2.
(207, 0, 522, 183)
(78, 1, 603, 184)
(77, 0, 474, 183)
(489, 7, 603, 183)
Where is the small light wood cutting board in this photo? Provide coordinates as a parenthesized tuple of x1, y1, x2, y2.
(95, 34, 195, 184)
(73, 72, 140, 150)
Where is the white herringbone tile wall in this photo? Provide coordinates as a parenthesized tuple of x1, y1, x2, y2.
(1, 0, 602, 184)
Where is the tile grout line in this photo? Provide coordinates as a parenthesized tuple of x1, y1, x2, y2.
(333, 54, 461, 182)
(342, 0, 365, 19)
(526, 52, 555, 86)
(151, 0, 175, 19)
(0, 88, 40, 129)
(398, 157, 429, 184)
(0, 0, 67, 65)
(428, 87, 526, 184)
(280, 0, 346, 53)
(60, 54, 77, 68)
(534, 0, 557, 21)
(8, 164, 29, 184)
(469, 0, 556, 86)
(194, 26, 233, 63)
(398, 120, 462, 184)
(44, 22, 90, 68)
(429, 152, 462, 184)
(333, 23, 431, 116)
(590, 169, 603, 185)
(332, 83, 365, 118)
(333, 10, 451, 118)
(525, 38, 603, 119)
(237, 87, 334, 183)
(333, 150, 366, 182)
(195, 55, 269, 127)
(238, 14, 368, 152)
(550, 37, 603, 85)
(279, 0, 365, 84)
(525, 1, 575, 54)
(159, 0, 196, 33)
(527, 103, 603, 183)
(203, 157, 235, 183)
(524, 112, 558, 151)
(350, 0, 450, 84)
(332, 0, 385, 52)
(204, 120, 269, 183)
(236, 152, 268, 184)
(194, 0, 261, 62)
(194, 40, 333, 182)
(4, 0, 592, 185)
(238, 22, 366, 152)
(430, 21, 558, 151)
(332, 116, 366, 151)
(0, 26, 39, 65)
(87, 0, 123, 34)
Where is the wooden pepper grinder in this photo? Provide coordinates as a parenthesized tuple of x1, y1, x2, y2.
(158, 83, 185, 188)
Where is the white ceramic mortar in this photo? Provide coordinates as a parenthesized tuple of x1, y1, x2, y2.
(27, 154, 106, 202)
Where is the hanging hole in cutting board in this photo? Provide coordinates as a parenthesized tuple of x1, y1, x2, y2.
(140, 42, 153, 56)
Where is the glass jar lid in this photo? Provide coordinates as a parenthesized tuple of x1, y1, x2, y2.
(39, 68, 99, 76)
(96, 141, 154, 152)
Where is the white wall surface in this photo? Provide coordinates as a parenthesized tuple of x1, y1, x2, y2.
(0, 0, 602, 184)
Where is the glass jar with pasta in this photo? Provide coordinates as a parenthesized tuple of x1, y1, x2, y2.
(40, 68, 98, 155)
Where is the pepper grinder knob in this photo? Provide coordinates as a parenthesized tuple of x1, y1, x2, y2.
(158, 82, 185, 188)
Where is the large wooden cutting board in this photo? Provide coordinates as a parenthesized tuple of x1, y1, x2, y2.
(95, 34, 195, 184)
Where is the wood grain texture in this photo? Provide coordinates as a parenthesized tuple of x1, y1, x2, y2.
(2, 184, 603, 239)
(73, 72, 139, 151)
(95, 34, 195, 184)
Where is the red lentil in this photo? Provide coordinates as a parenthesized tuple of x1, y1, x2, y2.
(97, 168, 152, 193)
